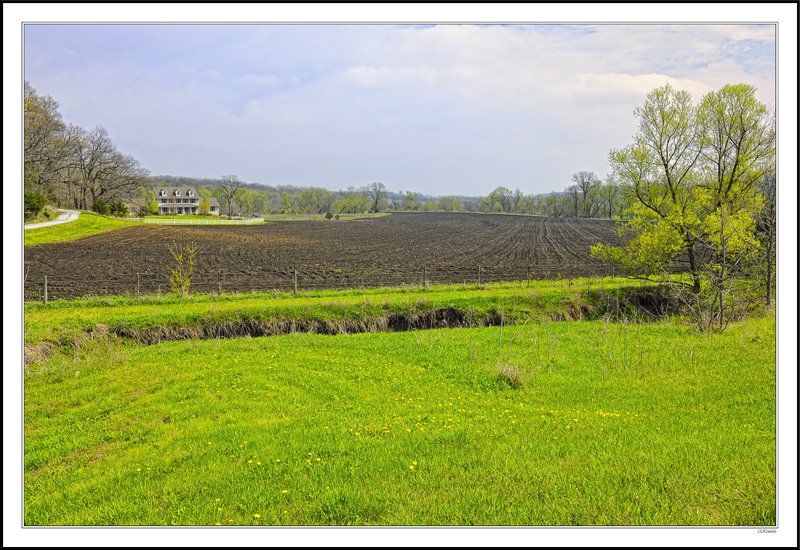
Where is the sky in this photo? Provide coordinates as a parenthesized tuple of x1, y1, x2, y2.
(20, 17, 777, 197)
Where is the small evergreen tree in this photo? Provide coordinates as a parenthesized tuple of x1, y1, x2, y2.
(92, 198, 109, 215)
(109, 198, 129, 217)
(24, 191, 46, 217)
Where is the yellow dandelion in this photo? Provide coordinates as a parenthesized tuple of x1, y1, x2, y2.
(282, 490, 288, 494)
(257, 462, 261, 465)
(413, 461, 417, 465)
(253, 513, 260, 518)
(136, 468, 141, 472)
(248, 460, 253, 463)
(216, 498, 220, 502)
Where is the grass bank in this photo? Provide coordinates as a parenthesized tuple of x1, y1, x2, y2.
(23, 307, 776, 525)
(24, 278, 680, 360)
(24, 213, 140, 247)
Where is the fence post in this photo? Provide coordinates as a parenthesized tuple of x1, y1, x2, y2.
(294, 269, 298, 294)
(136, 272, 140, 299)
(218, 269, 221, 295)
(44, 274, 48, 305)
(478, 265, 481, 286)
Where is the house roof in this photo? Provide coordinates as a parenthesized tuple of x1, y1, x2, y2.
(152, 186, 220, 208)
(154, 185, 200, 198)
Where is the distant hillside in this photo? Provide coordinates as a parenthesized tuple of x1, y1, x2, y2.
(150, 175, 482, 203)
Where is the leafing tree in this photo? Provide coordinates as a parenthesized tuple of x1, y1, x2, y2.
(592, 83, 775, 305)
(481, 187, 513, 213)
(197, 196, 211, 216)
(363, 182, 388, 213)
(144, 190, 159, 215)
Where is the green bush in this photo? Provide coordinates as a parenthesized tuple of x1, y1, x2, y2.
(325, 212, 334, 219)
(92, 198, 109, 216)
(24, 191, 46, 217)
(108, 198, 129, 218)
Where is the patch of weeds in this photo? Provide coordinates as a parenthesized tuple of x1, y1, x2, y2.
(494, 362, 527, 390)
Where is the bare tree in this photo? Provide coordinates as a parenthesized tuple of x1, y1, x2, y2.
(571, 171, 601, 217)
(565, 184, 580, 217)
(750, 171, 776, 306)
(217, 174, 245, 216)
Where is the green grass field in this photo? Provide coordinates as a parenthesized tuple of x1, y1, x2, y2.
(23, 281, 777, 526)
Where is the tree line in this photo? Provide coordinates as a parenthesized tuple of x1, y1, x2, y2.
(141, 174, 632, 220)
(24, 81, 150, 218)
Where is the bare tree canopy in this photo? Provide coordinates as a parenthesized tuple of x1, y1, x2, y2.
(24, 81, 150, 214)
(216, 174, 246, 216)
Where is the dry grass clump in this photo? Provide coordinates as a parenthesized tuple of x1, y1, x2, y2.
(494, 362, 528, 389)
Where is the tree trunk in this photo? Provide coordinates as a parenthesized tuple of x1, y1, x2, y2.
(765, 237, 774, 306)
(686, 245, 701, 293)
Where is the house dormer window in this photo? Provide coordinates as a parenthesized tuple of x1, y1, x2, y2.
(160, 189, 167, 197)
(188, 190, 194, 197)
(175, 190, 181, 197)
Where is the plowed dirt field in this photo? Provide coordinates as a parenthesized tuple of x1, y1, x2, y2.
(24, 213, 623, 300)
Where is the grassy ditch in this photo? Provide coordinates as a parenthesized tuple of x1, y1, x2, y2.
(23, 309, 776, 525)
(24, 278, 681, 363)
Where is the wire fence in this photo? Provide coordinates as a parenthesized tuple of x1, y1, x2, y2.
(24, 263, 627, 302)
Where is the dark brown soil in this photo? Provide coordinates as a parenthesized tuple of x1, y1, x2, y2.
(23, 212, 623, 300)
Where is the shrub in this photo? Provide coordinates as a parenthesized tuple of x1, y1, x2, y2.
(168, 241, 197, 297)
(325, 212, 334, 220)
(108, 198, 129, 218)
(219, 214, 229, 220)
(24, 191, 46, 217)
(92, 198, 109, 215)
(335, 214, 340, 220)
